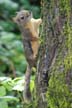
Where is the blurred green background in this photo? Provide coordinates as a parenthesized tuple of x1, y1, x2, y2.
(0, 0, 41, 77)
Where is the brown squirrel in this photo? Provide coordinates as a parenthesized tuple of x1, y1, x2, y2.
(13, 10, 42, 59)
(13, 10, 42, 103)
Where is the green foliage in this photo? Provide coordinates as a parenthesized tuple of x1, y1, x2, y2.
(47, 73, 72, 108)
(0, 31, 27, 75)
(0, 76, 35, 108)
(0, 77, 19, 108)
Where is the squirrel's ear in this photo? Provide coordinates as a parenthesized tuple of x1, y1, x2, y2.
(13, 12, 20, 23)
(29, 11, 32, 14)
(29, 11, 33, 17)
(16, 12, 19, 14)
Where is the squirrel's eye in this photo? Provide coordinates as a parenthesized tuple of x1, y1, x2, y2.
(20, 16, 24, 20)
(26, 13, 29, 17)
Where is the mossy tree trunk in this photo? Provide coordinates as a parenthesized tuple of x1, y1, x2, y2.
(36, 0, 72, 108)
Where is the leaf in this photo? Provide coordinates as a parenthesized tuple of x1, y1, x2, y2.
(12, 77, 24, 91)
(0, 77, 13, 91)
(12, 84, 24, 91)
(0, 77, 11, 82)
(0, 100, 8, 108)
(0, 96, 19, 102)
(0, 86, 6, 96)
(0, 0, 18, 10)
(30, 80, 34, 92)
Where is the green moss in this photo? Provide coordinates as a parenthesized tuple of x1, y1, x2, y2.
(47, 72, 72, 108)
(46, 0, 72, 108)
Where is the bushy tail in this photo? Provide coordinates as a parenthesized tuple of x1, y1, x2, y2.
(23, 64, 32, 103)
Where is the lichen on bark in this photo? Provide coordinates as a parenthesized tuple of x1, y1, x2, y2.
(35, 0, 72, 108)
(46, 0, 72, 108)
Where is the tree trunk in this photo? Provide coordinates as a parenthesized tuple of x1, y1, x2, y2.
(36, 0, 72, 108)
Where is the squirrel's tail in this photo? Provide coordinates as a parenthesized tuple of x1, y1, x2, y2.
(23, 64, 32, 103)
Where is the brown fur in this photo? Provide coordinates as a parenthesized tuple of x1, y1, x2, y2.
(13, 10, 42, 58)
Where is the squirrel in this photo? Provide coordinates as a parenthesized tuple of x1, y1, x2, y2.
(13, 10, 42, 59)
(13, 10, 42, 103)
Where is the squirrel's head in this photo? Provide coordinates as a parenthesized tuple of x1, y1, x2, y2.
(13, 10, 32, 25)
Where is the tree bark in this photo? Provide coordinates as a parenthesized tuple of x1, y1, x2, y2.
(36, 0, 72, 108)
